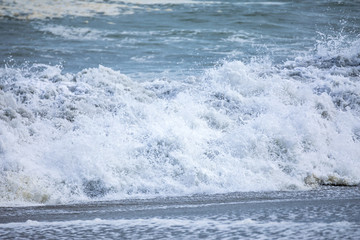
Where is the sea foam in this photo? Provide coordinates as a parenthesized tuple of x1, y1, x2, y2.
(0, 0, 209, 20)
(0, 36, 359, 205)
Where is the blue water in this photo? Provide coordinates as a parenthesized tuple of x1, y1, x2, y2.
(1, 0, 359, 76)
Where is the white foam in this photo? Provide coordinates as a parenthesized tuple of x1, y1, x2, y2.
(0, 0, 129, 19)
(0, 36, 360, 205)
(38, 25, 105, 41)
(0, 0, 214, 20)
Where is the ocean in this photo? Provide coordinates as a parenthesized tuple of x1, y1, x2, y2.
(0, 0, 360, 239)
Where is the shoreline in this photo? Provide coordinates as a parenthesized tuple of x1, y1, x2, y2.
(1, 186, 359, 223)
(1, 186, 360, 239)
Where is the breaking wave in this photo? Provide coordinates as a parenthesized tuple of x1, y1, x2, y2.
(0, 35, 359, 205)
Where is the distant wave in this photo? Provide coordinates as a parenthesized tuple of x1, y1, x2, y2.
(0, 0, 211, 20)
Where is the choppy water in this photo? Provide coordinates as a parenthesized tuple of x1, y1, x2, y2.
(1, 0, 360, 207)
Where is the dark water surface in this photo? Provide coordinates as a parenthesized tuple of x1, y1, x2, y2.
(1, 187, 360, 239)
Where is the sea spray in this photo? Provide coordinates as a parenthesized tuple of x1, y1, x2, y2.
(1, 36, 360, 205)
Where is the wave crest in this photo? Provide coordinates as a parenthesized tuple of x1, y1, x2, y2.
(1, 37, 360, 205)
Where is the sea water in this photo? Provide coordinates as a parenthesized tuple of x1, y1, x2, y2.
(0, 0, 360, 238)
(0, 187, 359, 239)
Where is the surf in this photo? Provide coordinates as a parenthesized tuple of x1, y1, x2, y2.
(0, 34, 360, 206)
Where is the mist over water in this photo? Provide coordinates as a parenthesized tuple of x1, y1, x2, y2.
(0, 0, 360, 206)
